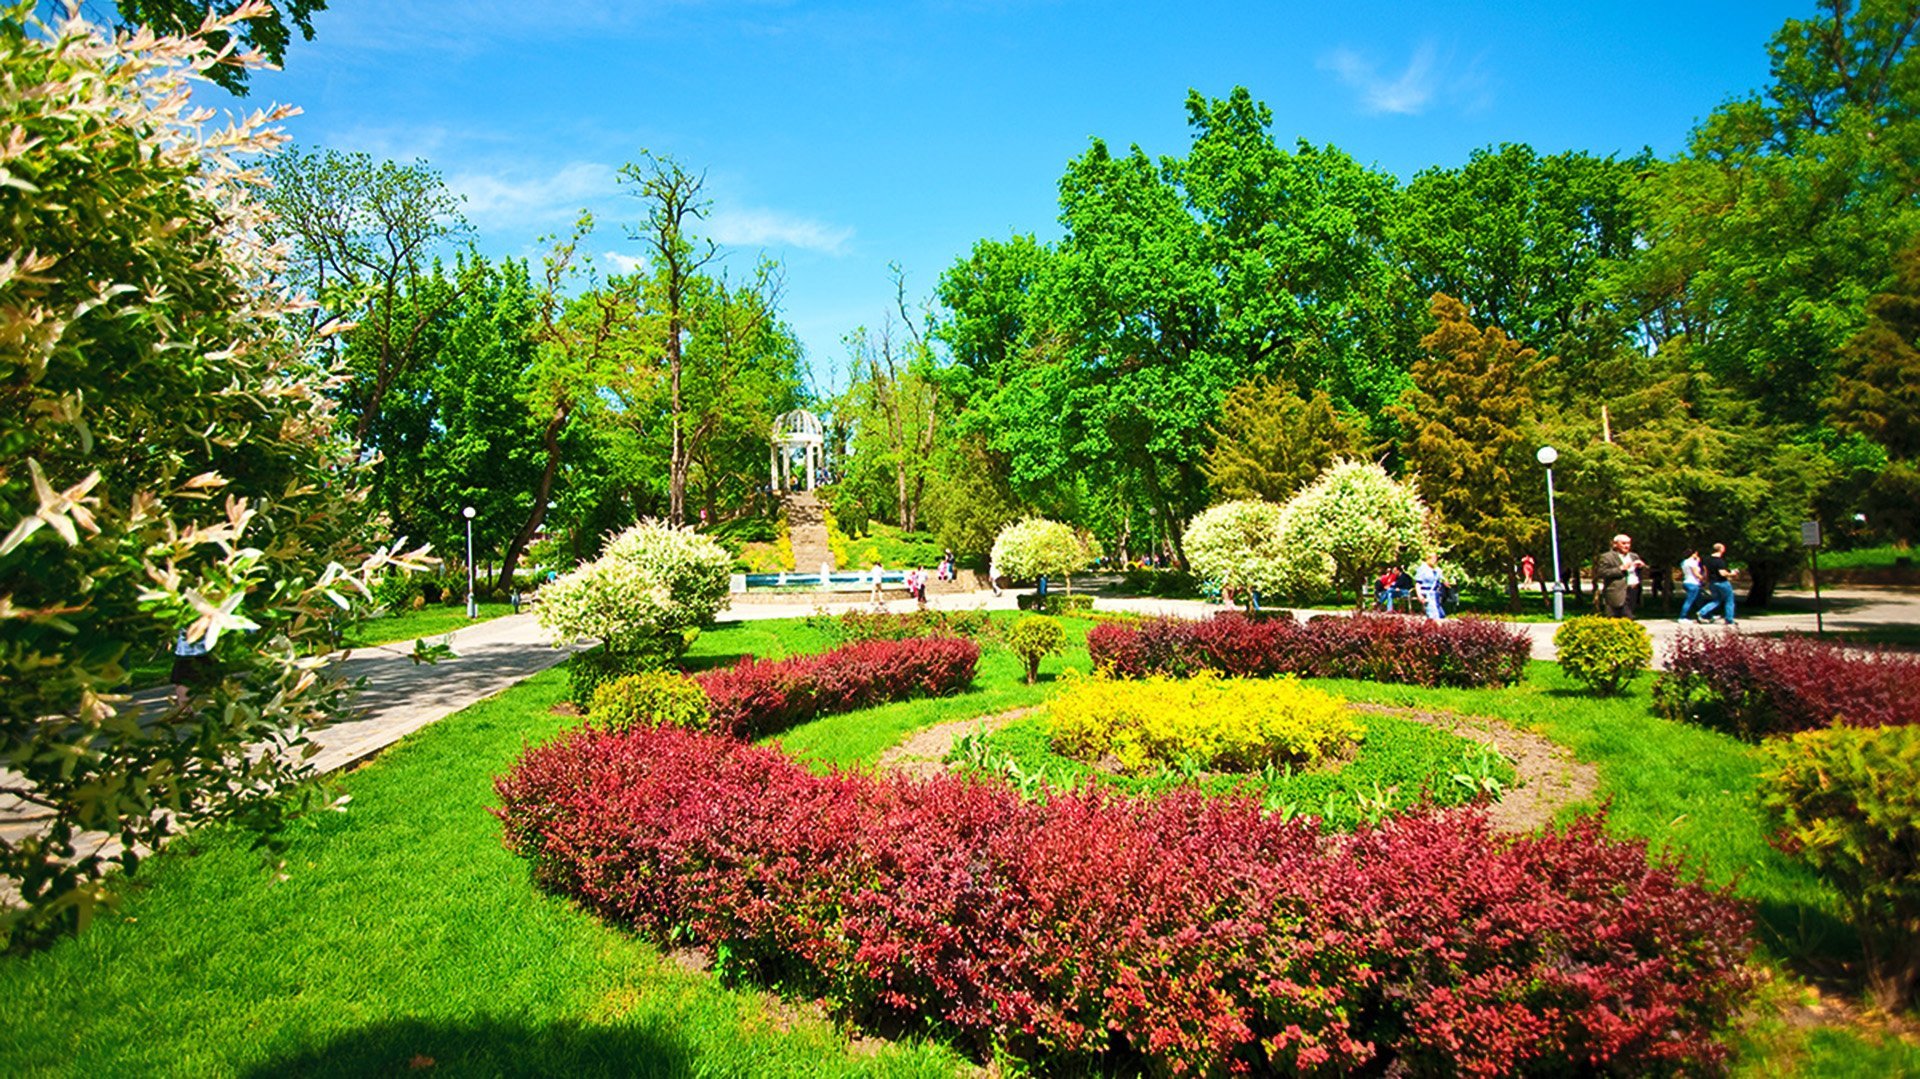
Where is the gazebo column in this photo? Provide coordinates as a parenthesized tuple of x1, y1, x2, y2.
(770, 446, 778, 492)
(805, 444, 816, 490)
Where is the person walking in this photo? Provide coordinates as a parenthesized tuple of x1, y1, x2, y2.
(1415, 554, 1447, 621)
(1676, 548, 1704, 624)
(868, 561, 884, 605)
(169, 627, 214, 707)
(1595, 534, 1647, 618)
(1693, 543, 1738, 625)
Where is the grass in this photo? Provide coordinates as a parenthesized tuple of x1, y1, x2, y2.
(5, 612, 1914, 1076)
(963, 710, 1513, 830)
(840, 522, 945, 572)
(0, 662, 964, 1078)
(1816, 542, 1918, 571)
(339, 602, 517, 648)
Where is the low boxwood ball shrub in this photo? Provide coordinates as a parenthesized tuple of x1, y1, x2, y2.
(696, 636, 979, 739)
(1653, 633, 1920, 738)
(1087, 612, 1529, 688)
(1759, 723, 1920, 1010)
(1047, 670, 1358, 775)
(497, 726, 1756, 1077)
(1003, 614, 1065, 684)
(1554, 615, 1652, 694)
(587, 671, 710, 734)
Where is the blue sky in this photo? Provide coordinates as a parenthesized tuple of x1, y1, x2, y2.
(222, 0, 1806, 392)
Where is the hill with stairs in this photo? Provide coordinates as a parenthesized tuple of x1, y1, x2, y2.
(784, 492, 835, 572)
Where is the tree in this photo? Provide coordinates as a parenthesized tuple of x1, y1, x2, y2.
(1203, 378, 1358, 503)
(0, 9, 425, 944)
(991, 517, 1099, 593)
(1392, 294, 1548, 606)
(623, 153, 719, 528)
(1828, 238, 1920, 462)
(113, 0, 325, 95)
(1275, 461, 1433, 609)
(262, 146, 469, 445)
(1617, 0, 1920, 419)
(1182, 500, 1288, 611)
(841, 275, 942, 531)
(497, 218, 644, 592)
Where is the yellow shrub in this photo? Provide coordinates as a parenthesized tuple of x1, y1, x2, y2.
(1046, 670, 1357, 775)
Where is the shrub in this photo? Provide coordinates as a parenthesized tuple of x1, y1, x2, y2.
(0, 9, 435, 944)
(1118, 568, 1200, 597)
(498, 727, 1755, 1076)
(1048, 670, 1357, 774)
(587, 671, 711, 734)
(1087, 612, 1530, 688)
(1182, 500, 1288, 609)
(1014, 592, 1094, 615)
(991, 517, 1099, 592)
(537, 520, 732, 703)
(1759, 724, 1920, 1010)
(1004, 615, 1065, 684)
(1275, 459, 1433, 608)
(1554, 616, 1653, 694)
(1653, 634, 1920, 739)
(696, 636, 979, 739)
(811, 607, 990, 643)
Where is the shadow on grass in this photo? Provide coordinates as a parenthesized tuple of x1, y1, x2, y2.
(1753, 896, 1867, 996)
(678, 653, 752, 673)
(239, 1017, 698, 1078)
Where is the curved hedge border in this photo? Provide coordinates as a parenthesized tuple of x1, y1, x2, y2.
(497, 726, 1754, 1076)
(694, 636, 979, 739)
(1088, 612, 1531, 688)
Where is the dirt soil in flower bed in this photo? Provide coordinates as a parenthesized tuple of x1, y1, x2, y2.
(878, 703, 1600, 835)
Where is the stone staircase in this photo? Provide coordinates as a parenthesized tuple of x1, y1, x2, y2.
(785, 491, 835, 572)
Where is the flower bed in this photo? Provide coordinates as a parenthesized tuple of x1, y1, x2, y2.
(1087, 612, 1530, 688)
(695, 636, 979, 739)
(807, 607, 992, 643)
(1653, 633, 1920, 739)
(1047, 670, 1358, 774)
(498, 726, 1755, 1076)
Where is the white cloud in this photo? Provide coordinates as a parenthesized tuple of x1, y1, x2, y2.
(602, 250, 647, 273)
(1322, 43, 1443, 116)
(706, 205, 853, 255)
(444, 160, 616, 231)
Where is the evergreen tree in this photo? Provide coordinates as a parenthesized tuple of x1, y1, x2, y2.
(1829, 239, 1920, 462)
(1391, 294, 1547, 604)
(1203, 378, 1358, 503)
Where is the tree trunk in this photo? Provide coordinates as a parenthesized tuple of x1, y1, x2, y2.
(496, 402, 570, 592)
(1745, 560, 1782, 608)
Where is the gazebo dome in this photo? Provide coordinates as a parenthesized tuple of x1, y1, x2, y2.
(773, 409, 824, 442)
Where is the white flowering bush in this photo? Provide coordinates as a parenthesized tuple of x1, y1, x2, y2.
(0, 6, 433, 945)
(1276, 460, 1433, 608)
(537, 520, 732, 700)
(991, 517, 1100, 593)
(1183, 500, 1288, 609)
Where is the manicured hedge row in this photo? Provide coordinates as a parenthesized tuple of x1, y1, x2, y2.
(694, 636, 979, 739)
(1653, 633, 1920, 739)
(1088, 612, 1531, 688)
(498, 726, 1754, 1076)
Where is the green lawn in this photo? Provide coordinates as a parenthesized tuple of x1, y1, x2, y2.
(1816, 542, 1918, 571)
(340, 601, 518, 648)
(3, 614, 1913, 1076)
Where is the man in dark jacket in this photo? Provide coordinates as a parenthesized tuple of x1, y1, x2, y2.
(1595, 534, 1647, 618)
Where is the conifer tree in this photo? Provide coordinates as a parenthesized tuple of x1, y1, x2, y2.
(1391, 294, 1547, 605)
(1829, 240, 1920, 463)
(1203, 378, 1359, 503)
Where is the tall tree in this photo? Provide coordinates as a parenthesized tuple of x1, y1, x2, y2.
(1391, 294, 1547, 604)
(1828, 238, 1920, 462)
(622, 153, 718, 528)
(1618, 0, 1920, 418)
(262, 147, 468, 445)
(1203, 378, 1358, 503)
(841, 277, 941, 531)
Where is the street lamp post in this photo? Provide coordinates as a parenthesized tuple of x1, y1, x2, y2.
(1537, 446, 1564, 621)
(462, 505, 477, 620)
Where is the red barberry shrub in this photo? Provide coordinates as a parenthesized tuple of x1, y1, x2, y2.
(497, 727, 1755, 1075)
(1653, 633, 1919, 739)
(695, 636, 979, 738)
(1088, 612, 1530, 688)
